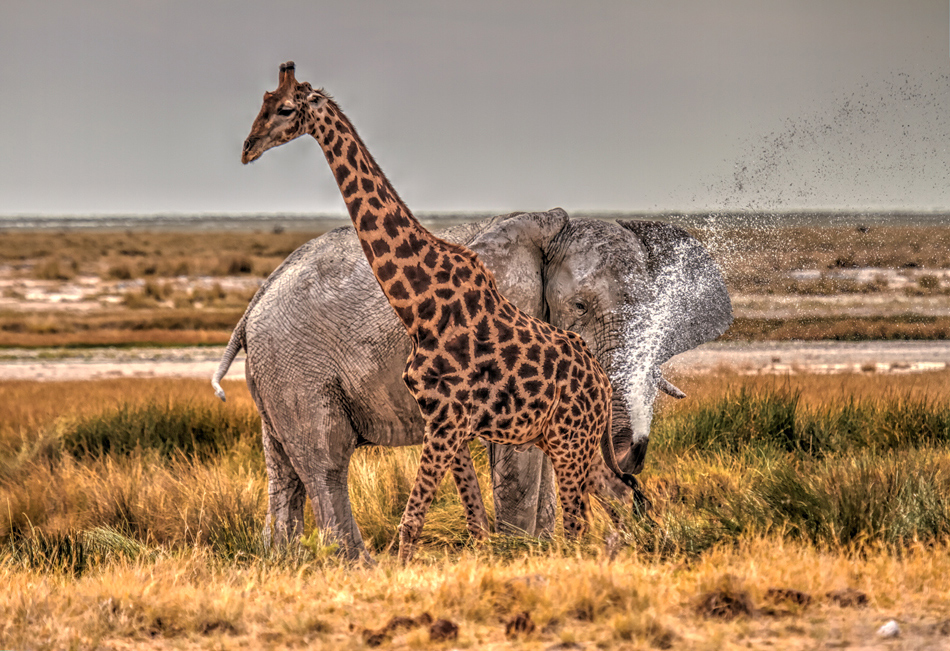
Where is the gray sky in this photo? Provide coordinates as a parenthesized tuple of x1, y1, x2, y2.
(2, 1, 949, 216)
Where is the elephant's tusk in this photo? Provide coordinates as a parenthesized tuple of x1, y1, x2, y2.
(658, 377, 686, 399)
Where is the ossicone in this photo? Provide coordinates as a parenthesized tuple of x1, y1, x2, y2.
(278, 61, 296, 88)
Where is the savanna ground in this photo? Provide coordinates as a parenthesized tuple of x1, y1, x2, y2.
(3, 221, 950, 347)
(3, 374, 950, 650)
(2, 219, 950, 649)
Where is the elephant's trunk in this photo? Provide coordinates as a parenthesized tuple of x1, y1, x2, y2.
(600, 348, 659, 477)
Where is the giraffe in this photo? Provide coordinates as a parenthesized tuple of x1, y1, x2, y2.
(242, 62, 638, 562)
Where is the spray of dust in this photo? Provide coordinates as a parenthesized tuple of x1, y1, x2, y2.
(617, 71, 950, 434)
(685, 70, 950, 281)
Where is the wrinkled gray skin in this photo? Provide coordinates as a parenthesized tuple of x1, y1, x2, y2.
(212, 209, 731, 560)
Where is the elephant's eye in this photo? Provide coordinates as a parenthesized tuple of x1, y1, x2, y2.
(573, 300, 588, 315)
(277, 106, 295, 116)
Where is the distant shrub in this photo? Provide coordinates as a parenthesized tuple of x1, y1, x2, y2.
(107, 263, 134, 280)
(918, 274, 941, 291)
(33, 258, 77, 280)
(121, 291, 157, 309)
(142, 280, 173, 300)
(191, 283, 228, 306)
(214, 256, 255, 275)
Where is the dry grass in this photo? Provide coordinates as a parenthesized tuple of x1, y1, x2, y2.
(661, 368, 950, 407)
(0, 230, 323, 280)
(723, 315, 950, 341)
(2, 374, 950, 648)
(0, 308, 243, 347)
(0, 378, 256, 439)
(2, 537, 949, 649)
(690, 225, 950, 293)
(3, 225, 950, 346)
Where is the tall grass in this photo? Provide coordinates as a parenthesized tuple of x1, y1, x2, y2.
(2, 375, 949, 561)
(634, 385, 950, 551)
(657, 386, 950, 456)
(61, 401, 260, 458)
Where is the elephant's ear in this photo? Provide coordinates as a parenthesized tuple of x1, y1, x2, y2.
(469, 208, 570, 319)
(618, 220, 733, 362)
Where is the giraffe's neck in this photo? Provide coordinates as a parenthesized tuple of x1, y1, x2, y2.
(309, 100, 450, 335)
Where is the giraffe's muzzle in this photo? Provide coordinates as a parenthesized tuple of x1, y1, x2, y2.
(242, 137, 262, 164)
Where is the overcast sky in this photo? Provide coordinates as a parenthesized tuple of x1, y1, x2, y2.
(2, 1, 948, 216)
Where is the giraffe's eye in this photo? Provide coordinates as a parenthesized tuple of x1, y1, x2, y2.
(277, 106, 295, 117)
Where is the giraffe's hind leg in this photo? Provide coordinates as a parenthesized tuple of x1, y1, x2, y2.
(451, 442, 489, 540)
(398, 423, 463, 563)
(545, 427, 598, 539)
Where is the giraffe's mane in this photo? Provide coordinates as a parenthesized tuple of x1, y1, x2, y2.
(317, 88, 498, 285)
(320, 93, 413, 219)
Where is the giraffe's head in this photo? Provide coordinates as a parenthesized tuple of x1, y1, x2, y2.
(242, 61, 329, 164)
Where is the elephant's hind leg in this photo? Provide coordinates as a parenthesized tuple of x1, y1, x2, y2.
(262, 422, 306, 546)
(451, 442, 489, 540)
(488, 442, 556, 537)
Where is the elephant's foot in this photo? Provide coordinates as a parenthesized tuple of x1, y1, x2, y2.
(357, 549, 378, 567)
(335, 536, 377, 566)
(264, 514, 304, 549)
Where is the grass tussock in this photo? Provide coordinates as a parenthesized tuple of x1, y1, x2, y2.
(59, 400, 261, 459)
(1, 373, 950, 647)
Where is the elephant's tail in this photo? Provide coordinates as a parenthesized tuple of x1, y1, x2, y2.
(211, 316, 247, 402)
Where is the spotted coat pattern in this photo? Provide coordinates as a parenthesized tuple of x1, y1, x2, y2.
(242, 62, 635, 562)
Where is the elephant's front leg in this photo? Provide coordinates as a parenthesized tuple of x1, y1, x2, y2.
(488, 442, 557, 537)
(451, 442, 489, 540)
(399, 425, 460, 564)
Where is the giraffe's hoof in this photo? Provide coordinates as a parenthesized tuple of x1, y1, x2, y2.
(397, 527, 419, 565)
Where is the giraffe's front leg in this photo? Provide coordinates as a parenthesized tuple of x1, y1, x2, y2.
(399, 424, 461, 564)
(451, 442, 490, 541)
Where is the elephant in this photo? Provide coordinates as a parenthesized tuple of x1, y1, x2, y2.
(212, 208, 732, 560)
